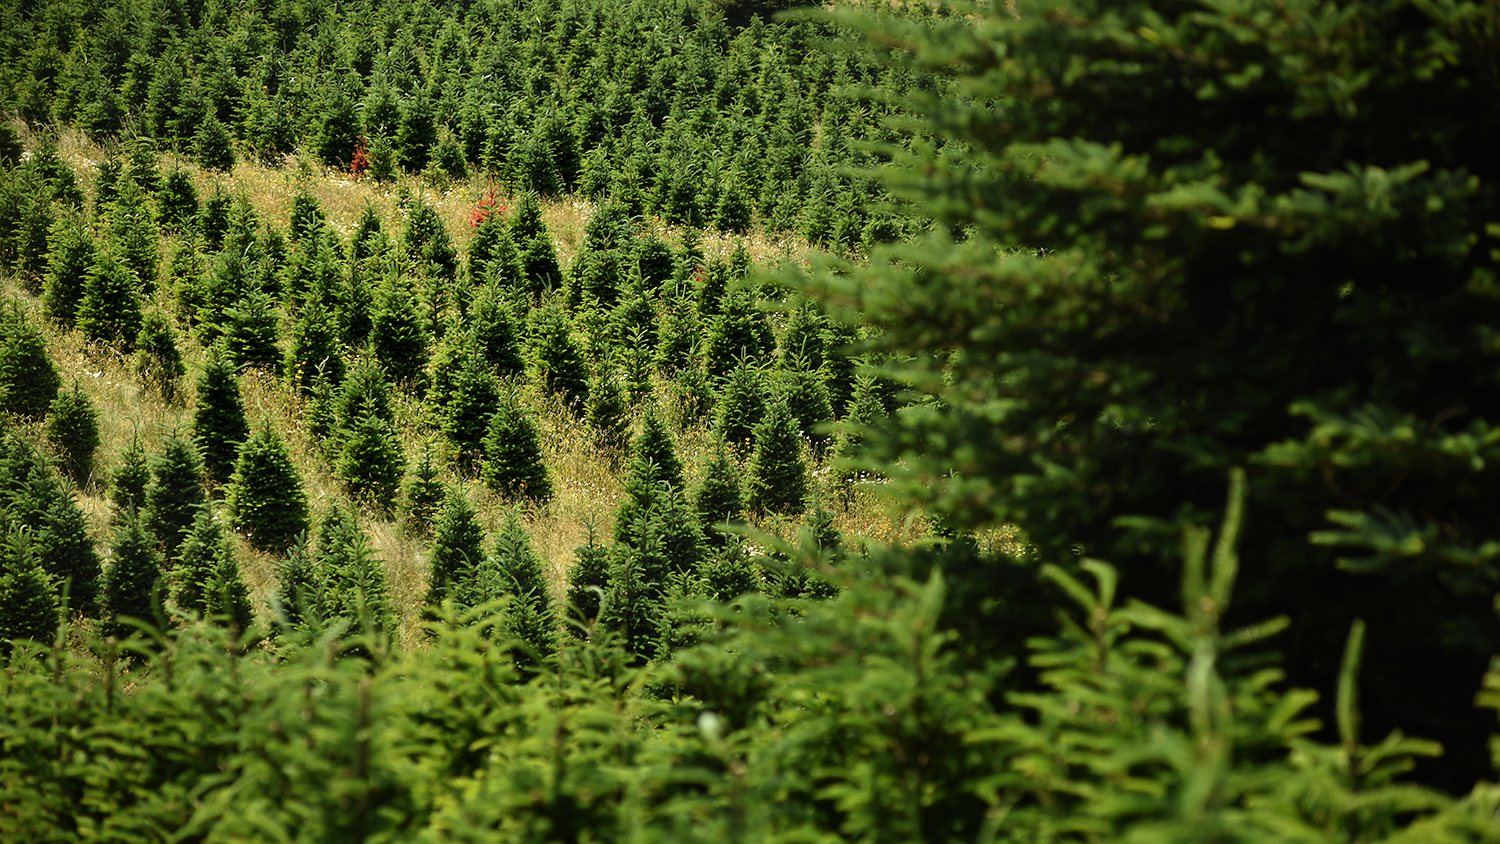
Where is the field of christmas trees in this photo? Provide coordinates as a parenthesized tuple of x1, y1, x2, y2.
(5, 0, 1500, 841)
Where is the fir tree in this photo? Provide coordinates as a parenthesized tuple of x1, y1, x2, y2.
(697, 534, 758, 604)
(132, 311, 185, 405)
(396, 88, 438, 172)
(402, 200, 458, 285)
(222, 290, 282, 374)
(564, 519, 610, 636)
(110, 432, 151, 516)
(36, 486, 102, 614)
(585, 371, 631, 467)
(629, 407, 684, 491)
(106, 179, 159, 292)
(371, 276, 430, 388)
(600, 515, 669, 662)
(192, 354, 250, 487)
(745, 396, 809, 517)
(337, 411, 405, 514)
(425, 484, 484, 608)
(693, 439, 745, 546)
(400, 447, 446, 537)
(0, 535, 60, 648)
(654, 484, 707, 576)
(439, 351, 502, 471)
(143, 432, 207, 562)
(155, 167, 199, 234)
(0, 302, 62, 419)
(272, 538, 322, 636)
(703, 289, 774, 380)
(192, 113, 235, 172)
(713, 355, 766, 451)
(469, 282, 525, 377)
(283, 301, 345, 397)
(509, 193, 561, 294)
(315, 503, 395, 637)
(171, 506, 234, 621)
(528, 302, 589, 410)
(479, 509, 556, 666)
(101, 508, 164, 640)
(781, 361, 834, 459)
(45, 382, 100, 488)
(43, 210, 96, 327)
(481, 399, 553, 504)
(227, 426, 309, 554)
(778, 299, 826, 372)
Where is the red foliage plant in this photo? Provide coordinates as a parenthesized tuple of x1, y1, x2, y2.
(350, 136, 370, 179)
(470, 185, 508, 229)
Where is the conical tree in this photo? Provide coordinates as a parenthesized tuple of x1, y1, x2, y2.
(226, 425, 309, 554)
(782, 361, 835, 460)
(370, 276, 430, 388)
(469, 282, 525, 377)
(564, 519, 610, 636)
(110, 432, 151, 516)
(132, 311, 185, 405)
(629, 407, 684, 491)
(192, 354, 250, 488)
(693, 439, 745, 546)
(703, 289, 774, 381)
(0, 535, 60, 648)
(713, 355, 766, 451)
(585, 370, 631, 468)
(528, 302, 589, 410)
(171, 506, 246, 625)
(400, 447, 446, 537)
(272, 538, 322, 636)
(36, 486, 102, 614)
(424, 484, 485, 609)
(746, 396, 809, 517)
(0, 302, 61, 419)
(143, 432, 207, 563)
(222, 290, 282, 374)
(45, 382, 100, 488)
(655, 484, 707, 576)
(43, 211, 96, 327)
(481, 398, 552, 504)
(600, 516, 670, 662)
(101, 507, 164, 640)
(478, 509, 556, 666)
(337, 411, 405, 514)
(438, 351, 501, 471)
(192, 113, 235, 172)
(315, 503, 394, 637)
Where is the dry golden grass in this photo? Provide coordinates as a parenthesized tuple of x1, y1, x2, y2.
(9, 125, 909, 644)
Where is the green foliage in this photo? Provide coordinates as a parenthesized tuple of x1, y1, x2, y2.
(479, 510, 557, 667)
(712, 354, 765, 450)
(629, 407, 684, 491)
(44, 382, 99, 488)
(703, 288, 773, 381)
(109, 432, 150, 516)
(143, 432, 207, 563)
(226, 426, 309, 555)
(0, 535, 59, 648)
(481, 398, 552, 505)
(0, 302, 61, 420)
(426, 484, 485, 608)
(191, 354, 249, 487)
(337, 411, 405, 514)
(101, 507, 163, 640)
(745, 395, 808, 517)
(371, 275, 430, 388)
(439, 350, 502, 470)
(565, 520, 610, 635)
(585, 371, 631, 467)
(172, 506, 252, 633)
(155, 167, 199, 234)
(693, 439, 745, 546)
(315, 502, 395, 638)
(222, 289, 282, 374)
(192, 113, 235, 172)
(42, 210, 96, 327)
(77, 252, 142, 351)
(35, 485, 102, 614)
(400, 447, 446, 537)
(528, 302, 589, 410)
(131, 311, 185, 405)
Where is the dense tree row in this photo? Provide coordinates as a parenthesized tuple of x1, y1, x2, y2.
(0, 0, 942, 251)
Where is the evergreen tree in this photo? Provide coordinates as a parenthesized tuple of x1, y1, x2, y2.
(155, 167, 199, 234)
(712, 355, 766, 450)
(469, 283, 525, 377)
(564, 520, 610, 636)
(654, 484, 707, 576)
(585, 371, 631, 467)
(396, 88, 438, 172)
(370, 276, 430, 388)
(0, 536, 60, 648)
(778, 299, 826, 372)
(192, 113, 236, 172)
(132, 311, 186, 405)
(629, 407, 684, 491)
(599, 515, 669, 662)
(227, 426, 309, 554)
(172, 506, 251, 632)
(283, 301, 344, 397)
(781, 361, 835, 459)
(697, 534, 758, 603)
(693, 439, 745, 546)
(43, 210, 96, 327)
(703, 289, 774, 380)
(192, 354, 250, 487)
(528, 302, 589, 410)
(745, 396, 809, 517)
(36, 486, 102, 614)
(110, 432, 151, 516)
(337, 411, 405, 514)
(0, 302, 61, 419)
(272, 538, 322, 636)
(101, 508, 163, 640)
(481, 399, 552, 504)
(143, 432, 207, 562)
(222, 290, 282, 374)
(45, 382, 100, 489)
(78, 253, 143, 351)
(425, 484, 484, 608)
(438, 351, 501, 471)
(315, 503, 395, 637)
(106, 179, 159, 292)
(400, 447, 446, 537)
(402, 200, 458, 284)
(509, 193, 561, 294)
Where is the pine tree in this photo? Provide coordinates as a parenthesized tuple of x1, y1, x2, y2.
(654, 484, 707, 576)
(509, 193, 561, 294)
(283, 301, 344, 397)
(315, 503, 395, 637)
(227, 426, 309, 555)
(697, 534, 758, 604)
(144, 432, 207, 563)
(400, 447, 446, 537)
(155, 167, 199, 234)
(479, 509, 556, 666)
(438, 351, 502, 471)
(402, 200, 459, 285)
(171, 505, 249, 630)
(629, 407, 684, 491)
(395, 88, 438, 172)
(564, 519, 610, 636)
(0, 302, 61, 419)
(337, 411, 405, 514)
(585, 371, 631, 467)
(101, 508, 164, 640)
(425, 484, 485, 609)
(105, 178, 159, 293)
(45, 382, 100, 489)
(272, 538, 322, 636)
(703, 288, 774, 381)
(693, 439, 745, 546)
(779, 299, 826, 372)
(222, 289, 282, 374)
(781, 362, 834, 460)
(469, 282, 525, 377)
(600, 516, 669, 662)
(746, 396, 809, 517)
(192, 354, 250, 487)
(481, 399, 552, 504)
